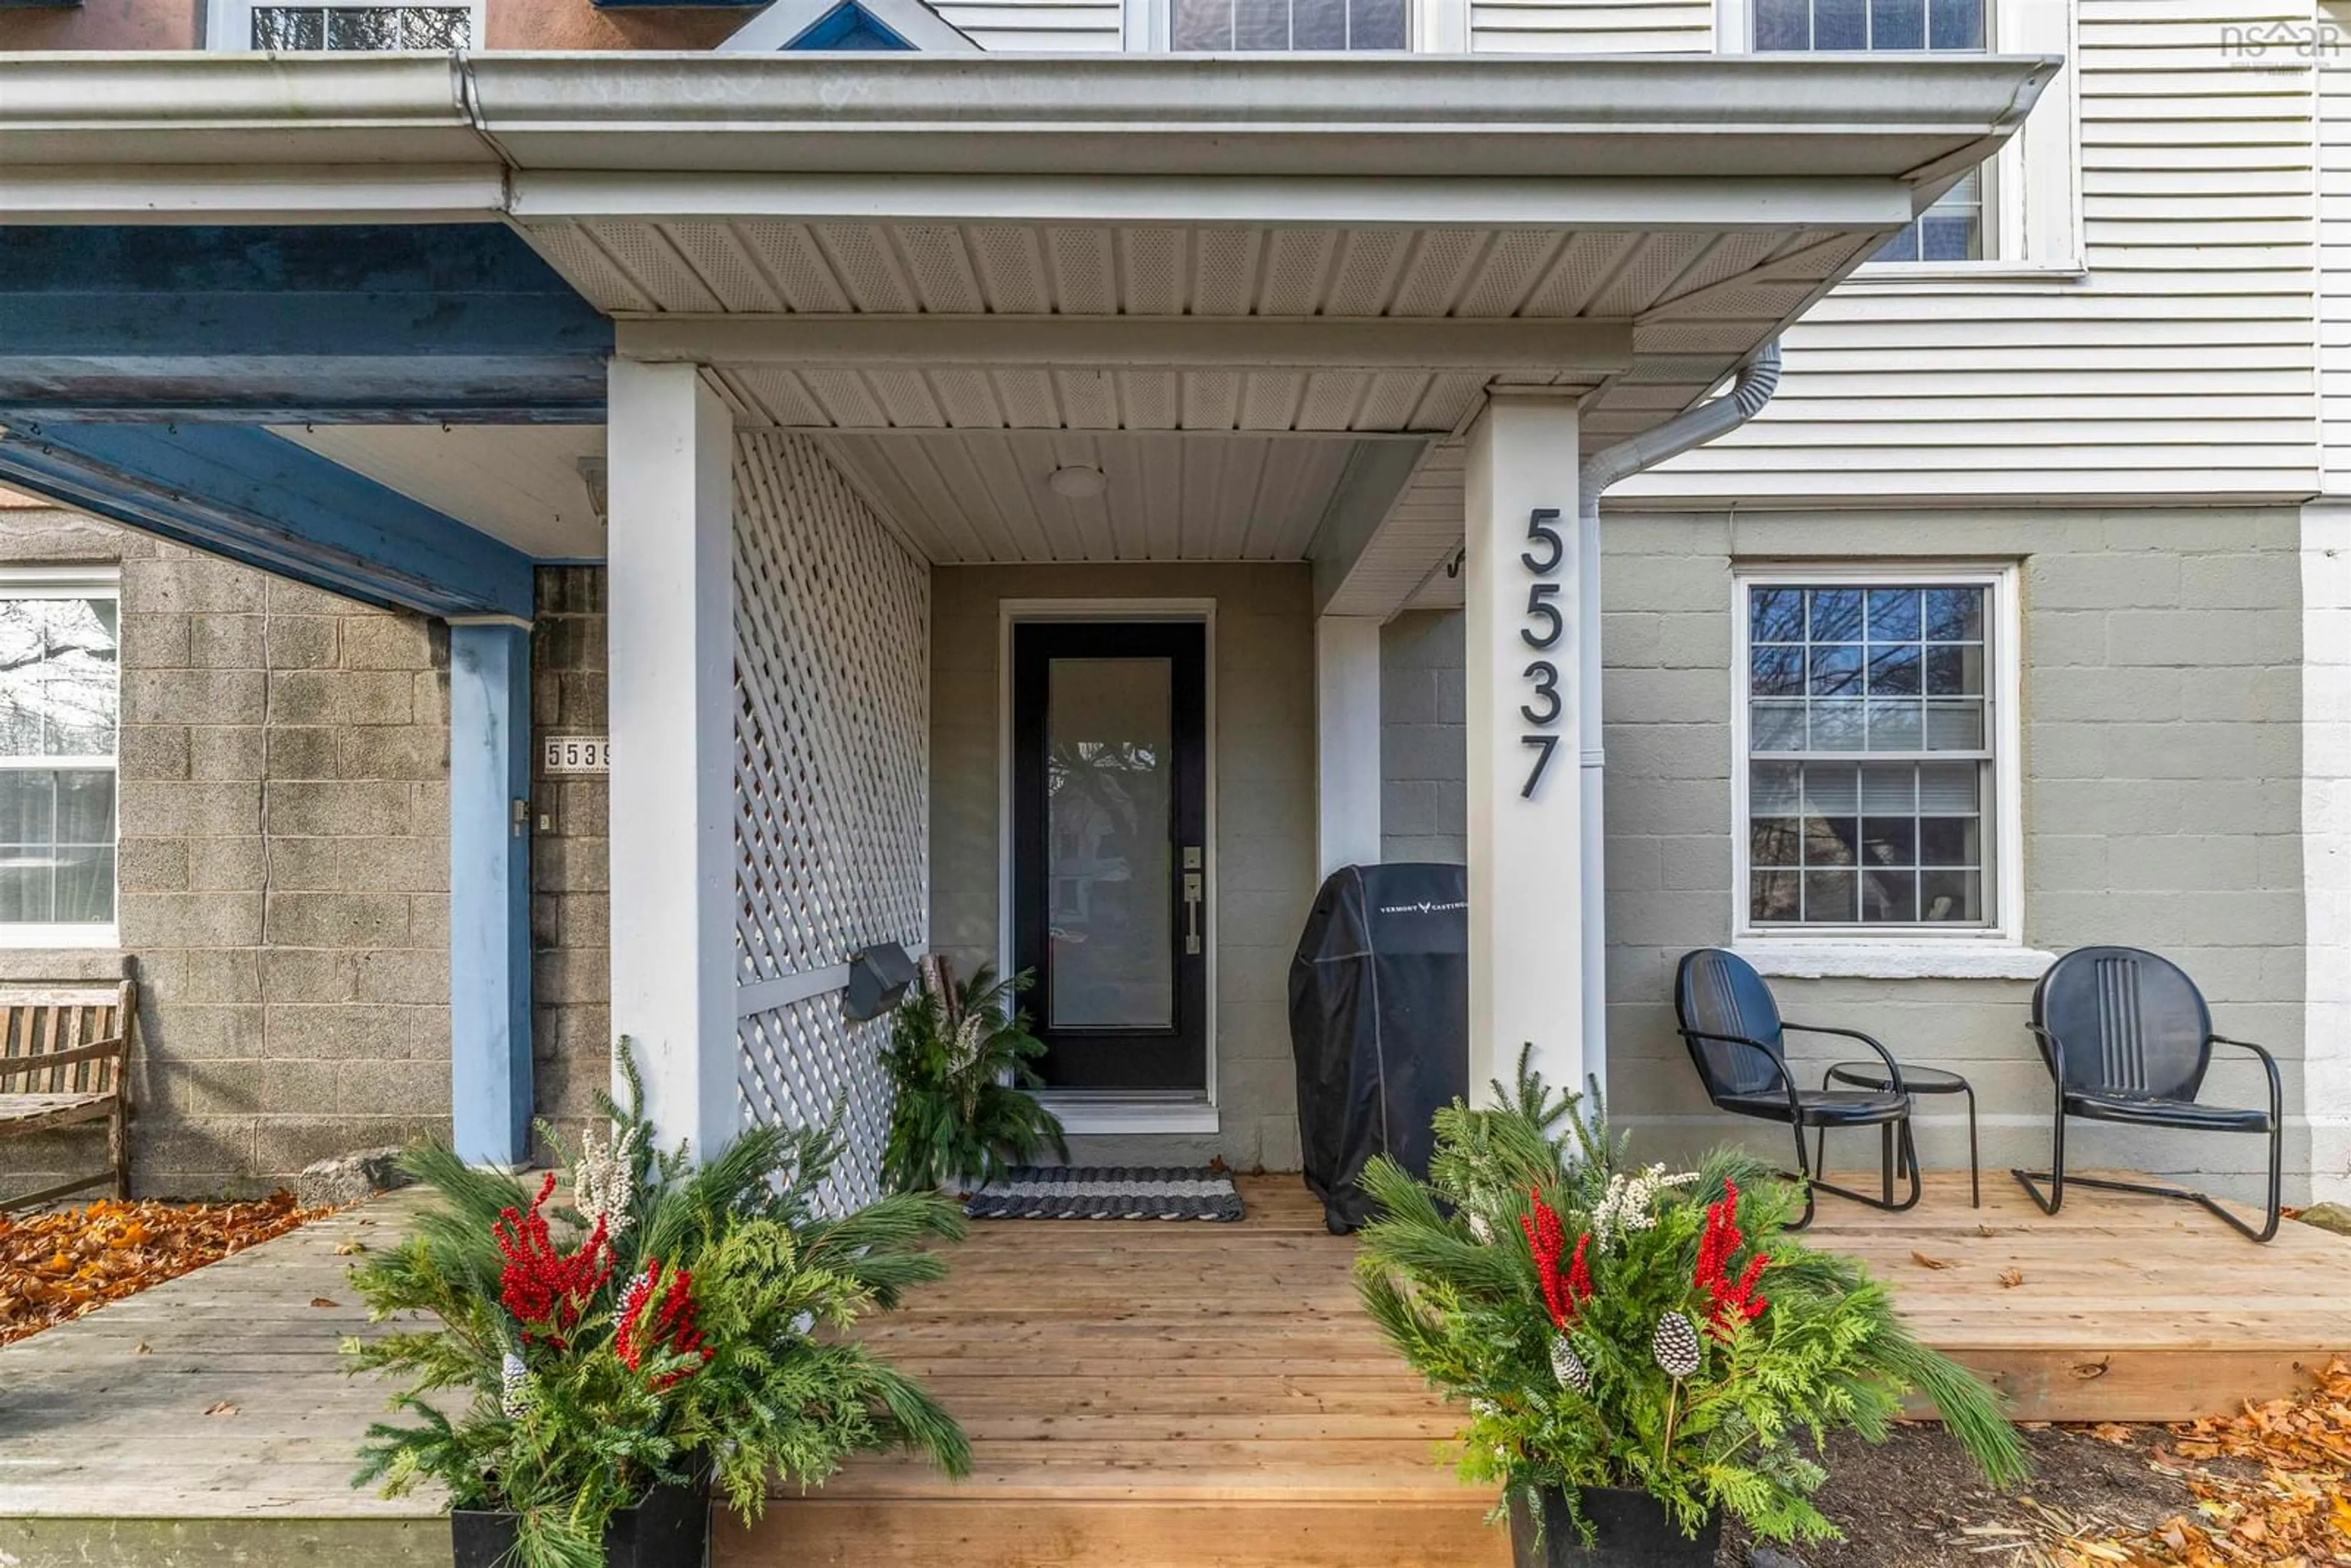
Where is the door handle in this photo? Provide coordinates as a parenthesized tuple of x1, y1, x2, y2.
(1183, 857, 1204, 955)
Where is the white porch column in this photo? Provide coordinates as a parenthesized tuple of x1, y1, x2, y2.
(2306, 501, 2351, 1204)
(1463, 395, 1586, 1103)
(1315, 614, 1384, 880)
(607, 359, 738, 1159)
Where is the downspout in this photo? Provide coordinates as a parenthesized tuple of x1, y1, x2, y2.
(1573, 340, 1782, 1096)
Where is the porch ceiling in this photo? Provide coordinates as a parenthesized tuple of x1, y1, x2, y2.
(818, 429, 1370, 563)
(538, 222, 1843, 445)
(271, 424, 608, 560)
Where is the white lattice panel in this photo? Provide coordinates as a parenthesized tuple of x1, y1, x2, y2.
(732, 430, 929, 1204)
(739, 997, 896, 1212)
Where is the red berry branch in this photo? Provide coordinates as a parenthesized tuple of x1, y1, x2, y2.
(616, 1258, 711, 1391)
(1693, 1179, 1768, 1338)
(1520, 1189, 1596, 1330)
(493, 1171, 613, 1348)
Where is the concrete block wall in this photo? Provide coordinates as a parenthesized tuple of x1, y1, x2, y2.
(0, 511, 620, 1197)
(1381, 609, 1467, 863)
(1383, 505, 2314, 1202)
(0, 504, 452, 1197)
(528, 566, 612, 1162)
(928, 563, 1317, 1173)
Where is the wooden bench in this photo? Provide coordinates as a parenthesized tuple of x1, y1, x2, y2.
(0, 968, 137, 1210)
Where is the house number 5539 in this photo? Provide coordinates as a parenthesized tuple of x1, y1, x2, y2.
(1518, 508, 1565, 799)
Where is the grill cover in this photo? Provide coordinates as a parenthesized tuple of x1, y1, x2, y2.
(1288, 863, 1469, 1234)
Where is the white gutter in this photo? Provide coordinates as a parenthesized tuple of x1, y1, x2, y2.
(0, 50, 2056, 187)
(1576, 341, 1782, 1092)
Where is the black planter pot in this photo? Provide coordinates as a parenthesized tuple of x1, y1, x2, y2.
(1508, 1485, 1723, 1568)
(452, 1481, 709, 1568)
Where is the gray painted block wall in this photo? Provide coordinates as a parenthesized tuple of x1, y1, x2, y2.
(1379, 505, 2313, 1202)
(1382, 610, 1468, 865)
(928, 563, 1318, 1174)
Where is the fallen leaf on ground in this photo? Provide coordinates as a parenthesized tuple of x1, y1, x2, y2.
(131, 1340, 149, 1354)
(1911, 1250, 1958, 1270)
(2000, 1267, 2026, 1288)
(333, 1240, 366, 1256)
(308, 1296, 339, 1308)
(2049, 1360, 2351, 1568)
(204, 1400, 238, 1417)
(0, 1192, 329, 1346)
(2089, 1423, 2135, 1444)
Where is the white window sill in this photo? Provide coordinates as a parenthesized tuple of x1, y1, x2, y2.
(1038, 1094, 1220, 1136)
(0, 925, 118, 951)
(1732, 940, 2055, 981)
(1841, 261, 2089, 291)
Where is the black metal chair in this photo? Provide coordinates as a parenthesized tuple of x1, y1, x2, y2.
(2012, 946, 2282, 1244)
(1672, 948, 1919, 1229)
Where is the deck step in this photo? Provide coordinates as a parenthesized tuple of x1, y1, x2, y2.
(727, 1498, 1513, 1568)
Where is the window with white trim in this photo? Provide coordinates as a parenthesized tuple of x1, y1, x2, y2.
(0, 572, 118, 944)
(210, 0, 478, 50)
(1169, 0, 1406, 49)
(1733, 568, 2019, 939)
(1752, 0, 1988, 264)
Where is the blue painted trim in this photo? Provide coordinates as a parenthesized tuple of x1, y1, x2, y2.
(449, 623, 534, 1168)
(0, 423, 533, 620)
(786, 2, 915, 47)
(0, 225, 610, 424)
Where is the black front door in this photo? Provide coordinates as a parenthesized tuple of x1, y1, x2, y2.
(1010, 620, 1209, 1092)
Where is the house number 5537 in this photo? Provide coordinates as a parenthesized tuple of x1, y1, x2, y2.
(1518, 508, 1565, 799)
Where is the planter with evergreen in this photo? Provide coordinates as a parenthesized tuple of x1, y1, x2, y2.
(881, 963, 1067, 1195)
(1354, 1052, 2026, 1567)
(343, 1046, 970, 1568)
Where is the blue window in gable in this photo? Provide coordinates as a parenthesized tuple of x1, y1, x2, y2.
(786, 2, 914, 47)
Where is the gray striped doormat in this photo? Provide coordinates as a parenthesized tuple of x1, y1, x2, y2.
(964, 1166, 1244, 1221)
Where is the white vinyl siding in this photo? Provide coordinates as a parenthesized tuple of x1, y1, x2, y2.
(2319, 3, 2351, 494)
(939, 0, 1124, 48)
(1618, 0, 2319, 507)
(1467, 0, 1711, 51)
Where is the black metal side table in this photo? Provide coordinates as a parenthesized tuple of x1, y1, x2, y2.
(1817, 1061, 1979, 1209)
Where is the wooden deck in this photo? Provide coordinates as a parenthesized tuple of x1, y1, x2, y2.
(0, 1190, 446, 1568)
(0, 1172, 2344, 1567)
(748, 1172, 2351, 1568)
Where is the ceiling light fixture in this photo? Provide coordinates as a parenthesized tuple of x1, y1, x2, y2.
(1048, 464, 1106, 499)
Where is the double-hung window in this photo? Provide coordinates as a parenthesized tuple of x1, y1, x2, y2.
(1751, 0, 1988, 263)
(1733, 566, 2020, 947)
(0, 571, 119, 947)
(211, 0, 476, 50)
(1168, 0, 1406, 49)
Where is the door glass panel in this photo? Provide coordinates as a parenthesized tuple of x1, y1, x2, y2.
(1046, 657, 1174, 1030)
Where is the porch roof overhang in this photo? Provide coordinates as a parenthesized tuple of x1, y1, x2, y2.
(0, 48, 2056, 613)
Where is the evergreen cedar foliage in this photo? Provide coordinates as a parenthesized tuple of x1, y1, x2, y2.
(343, 1045, 972, 1568)
(882, 965, 1068, 1195)
(1354, 1051, 2027, 1548)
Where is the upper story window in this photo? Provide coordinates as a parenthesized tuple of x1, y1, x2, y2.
(212, 0, 477, 49)
(1171, 0, 1406, 48)
(1752, 0, 1989, 264)
(1732, 565, 2021, 945)
(0, 572, 118, 945)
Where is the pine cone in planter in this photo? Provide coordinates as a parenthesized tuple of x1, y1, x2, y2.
(1651, 1310, 1702, 1378)
(500, 1350, 535, 1419)
(1549, 1334, 1592, 1395)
